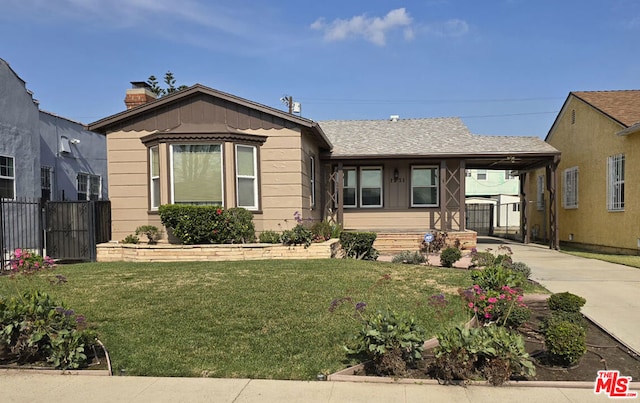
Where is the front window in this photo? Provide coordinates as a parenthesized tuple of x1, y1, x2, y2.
(77, 173, 101, 200)
(0, 156, 15, 199)
(607, 154, 624, 211)
(476, 169, 487, 180)
(41, 166, 52, 201)
(171, 144, 223, 205)
(411, 166, 439, 207)
(342, 168, 357, 207)
(150, 146, 160, 209)
(236, 145, 258, 210)
(563, 167, 578, 209)
(309, 156, 316, 208)
(360, 167, 382, 207)
(536, 175, 545, 210)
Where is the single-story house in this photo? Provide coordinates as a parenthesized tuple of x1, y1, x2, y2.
(89, 83, 560, 246)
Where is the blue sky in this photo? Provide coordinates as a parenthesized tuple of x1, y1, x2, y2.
(1, 0, 639, 137)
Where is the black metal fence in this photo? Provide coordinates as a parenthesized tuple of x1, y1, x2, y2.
(1, 198, 111, 268)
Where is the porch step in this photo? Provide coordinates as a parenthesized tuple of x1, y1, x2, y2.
(373, 233, 425, 254)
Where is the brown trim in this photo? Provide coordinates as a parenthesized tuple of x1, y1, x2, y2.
(141, 132, 267, 146)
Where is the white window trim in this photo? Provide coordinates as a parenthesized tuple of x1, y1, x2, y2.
(562, 166, 578, 209)
(411, 165, 439, 207)
(607, 154, 625, 211)
(235, 144, 258, 210)
(169, 143, 225, 206)
(359, 166, 383, 208)
(0, 155, 16, 200)
(342, 167, 358, 208)
(536, 175, 545, 211)
(309, 155, 316, 209)
(77, 172, 101, 201)
(149, 146, 160, 210)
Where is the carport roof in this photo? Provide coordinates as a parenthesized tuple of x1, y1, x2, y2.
(319, 118, 560, 171)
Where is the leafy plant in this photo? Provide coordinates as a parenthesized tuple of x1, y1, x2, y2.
(226, 208, 256, 243)
(281, 224, 313, 248)
(0, 291, 96, 369)
(547, 292, 586, 313)
(339, 232, 379, 260)
(345, 309, 425, 376)
(470, 245, 513, 269)
(420, 231, 452, 253)
(391, 251, 426, 264)
(135, 225, 163, 244)
(440, 247, 462, 268)
(470, 265, 525, 292)
(8, 249, 55, 275)
(258, 230, 281, 244)
(544, 320, 586, 366)
(433, 324, 535, 385)
(461, 285, 528, 328)
(121, 234, 139, 244)
(504, 261, 532, 279)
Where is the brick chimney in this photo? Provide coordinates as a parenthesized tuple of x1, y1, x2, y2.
(124, 81, 157, 109)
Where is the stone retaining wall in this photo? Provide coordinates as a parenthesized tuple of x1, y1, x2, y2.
(97, 239, 342, 262)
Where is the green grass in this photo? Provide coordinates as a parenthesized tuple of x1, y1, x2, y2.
(560, 246, 640, 269)
(0, 259, 479, 379)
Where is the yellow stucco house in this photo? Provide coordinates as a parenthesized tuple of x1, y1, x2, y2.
(528, 90, 640, 254)
(89, 83, 559, 246)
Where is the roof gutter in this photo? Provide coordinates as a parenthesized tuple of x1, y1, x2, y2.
(616, 122, 640, 136)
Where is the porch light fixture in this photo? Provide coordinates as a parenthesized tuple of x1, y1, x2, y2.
(393, 168, 400, 182)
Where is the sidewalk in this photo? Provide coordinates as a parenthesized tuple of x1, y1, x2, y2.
(0, 372, 614, 402)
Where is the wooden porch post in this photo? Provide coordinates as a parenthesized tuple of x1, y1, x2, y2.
(459, 160, 466, 231)
(440, 160, 447, 230)
(546, 156, 560, 250)
(337, 162, 344, 227)
(521, 172, 530, 244)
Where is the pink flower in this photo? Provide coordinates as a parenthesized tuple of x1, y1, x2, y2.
(499, 294, 506, 300)
(484, 313, 491, 318)
(480, 295, 486, 301)
(488, 297, 497, 303)
(517, 296, 524, 302)
(468, 302, 474, 308)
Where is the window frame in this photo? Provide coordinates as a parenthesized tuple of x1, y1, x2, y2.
(359, 166, 383, 208)
(562, 166, 579, 209)
(476, 169, 487, 180)
(169, 143, 225, 206)
(41, 166, 53, 201)
(149, 146, 160, 210)
(341, 167, 358, 208)
(309, 155, 316, 209)
(77, 172, 101, 201)
(235, 144, 258, 210)
(0, 155, 15, 200)
(607, 154, 625, 211)
(536, 175, 545, 211)
(411, 165, 439, 208)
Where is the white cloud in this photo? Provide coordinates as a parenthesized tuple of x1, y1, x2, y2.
(310, 8, 413, 46)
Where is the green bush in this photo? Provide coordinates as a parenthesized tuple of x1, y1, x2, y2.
(391, 251, 426, 265)
(135, 225, 163, 244)
(259, 230, 281, 244)
(281, 224, 313, 248)
(158, 205, 255, 245)
(440, 247, 462, 268)
(470, 265, 525, 292)
(470, 251, 495, 268)
(544, 320, 586, 366)
(345, 310, 425, 376)
(504, 305, 531, 329)
(541, 311, 587, 333)
(505, 261, 532, 279)
(547, 292, 586, 313)
(433, 324, 535, 385)
(0, 291, 96, 369)
(310, 220, 332, 242)
(121, 234, 139, 244)
(339, 232, 379, 260)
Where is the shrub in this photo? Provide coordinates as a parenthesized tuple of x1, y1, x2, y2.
(259, 230, 281, 244)
(433, 324, 534, 385)
(135, 225, 163, 244)
(470, 265, 525, 292)
(339, 232, 379, 260)
(440, 247, 462, 268)
(544, 320, 586, 366)
(541, 311, 587, 333)
(8, 249, 55, 275)
(345, 309, 425, 376)
(158, 205, 255, 245)
(310, 220, 332, 242)
(391, 251, 426, 265)
(281, 224, 313, 248)
(420, 231, 451, 253)
(505, 261, 532, 279)
(470, 251, 495, 268)
(121, 234, 139, 244)
(0, 291, 96, 369)
(547, 292, 586, 313)
(461, 285, 528, 328)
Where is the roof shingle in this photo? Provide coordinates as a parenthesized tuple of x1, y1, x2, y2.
(572, 90, 640, 127)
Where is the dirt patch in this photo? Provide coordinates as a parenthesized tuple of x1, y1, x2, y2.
(350, 297, 640, 382)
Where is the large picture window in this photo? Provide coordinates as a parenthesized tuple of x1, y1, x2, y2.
(411, 166, 438, 207)
(360, 167, 382, 207)
(150, 146, 160, 209)
(171, 144, 223, 205)
(0, 156, 15, 199)
(562, 167, 578, 209)
(236, 145, 258, 210)
(607, 154, 624, 211)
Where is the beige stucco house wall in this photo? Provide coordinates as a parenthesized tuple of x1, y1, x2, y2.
(528, 90, 640, 253)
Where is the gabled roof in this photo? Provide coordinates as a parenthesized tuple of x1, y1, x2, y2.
(571, 90, 640, 127)
(320, 118, 558, 162)
(88, 83, 332, 148)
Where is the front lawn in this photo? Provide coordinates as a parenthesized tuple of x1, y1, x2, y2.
(0, 259, 481, 379)
(560, 247, 640, 269)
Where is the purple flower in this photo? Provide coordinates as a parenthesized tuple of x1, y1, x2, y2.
(355, 302, 367, 312)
